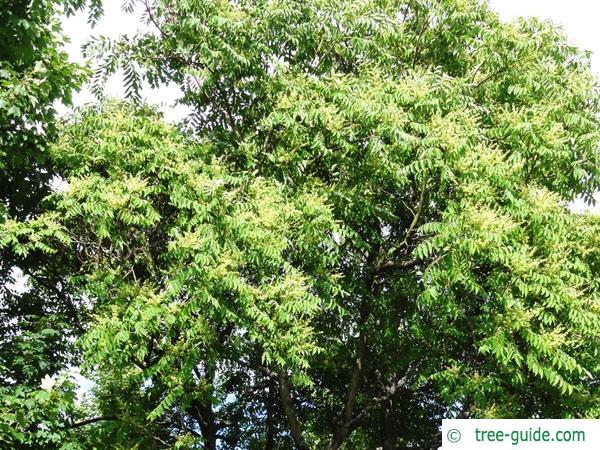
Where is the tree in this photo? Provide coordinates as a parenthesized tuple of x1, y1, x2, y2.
(3, 0, 600, 448)
(2, 100, 342, 448)
(0, 1, 100, 448)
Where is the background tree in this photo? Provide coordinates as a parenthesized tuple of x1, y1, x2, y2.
(0, 1, 101, 448)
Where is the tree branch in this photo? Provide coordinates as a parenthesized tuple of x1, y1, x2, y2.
(67, 416, 116, 429)
(22, 268, 85, 334)
(327, 334, 367, 450)
(401, 177, 427, 248)
(348, 370, 411, 430)
(278, 371, 310, 450)
(327, 247, 381, 450)
(374, 257, 418, 274)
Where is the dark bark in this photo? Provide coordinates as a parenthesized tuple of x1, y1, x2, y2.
(278, 371, 310, 450)
(382, 397, 398, 450)
(326, 333, 366, 450)
(266, 379, 276, 450)
(191, 399, 218, 450)
(327, 246, 380, 450)
(191, 366, 218, 450)
(67, 415, 116, 429)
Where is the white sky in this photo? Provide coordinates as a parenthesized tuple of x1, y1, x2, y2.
(63, 0, 600, 110)
(60, 0, 600, 114)
(58, 1, 187, 121)
(58, 0, 600, 212)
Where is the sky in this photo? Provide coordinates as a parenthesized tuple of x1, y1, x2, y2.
(492, 0, 600, 74)
(59, 0, 600, 212)
(60, 0, 600, 116)
(58, 1, 186, 121)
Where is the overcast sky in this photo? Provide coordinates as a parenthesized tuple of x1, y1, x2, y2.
(60, 0, 600, 114)
(59, 0, 600, 210)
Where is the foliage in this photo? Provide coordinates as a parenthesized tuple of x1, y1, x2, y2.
(0, 0, 86, 219)
(2, 101, 341, 448)
(0, 374, 86, 450)
(0, 1, 98, 447)
(3, 0, 600, 449)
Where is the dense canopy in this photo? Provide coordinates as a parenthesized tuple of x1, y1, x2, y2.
(1, 0, 600, 449)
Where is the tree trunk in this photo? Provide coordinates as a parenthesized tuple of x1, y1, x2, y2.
(191, 399, 218, 450)
(191, 365, 218, 450)
(278, 371, 310, 450)
(382, 398, 398, 450)
(266, 379, 276, 450)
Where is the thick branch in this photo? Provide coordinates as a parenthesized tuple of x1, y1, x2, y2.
(326, 370, 411, 450)
(400, 177, 427, 249)
(349, 371, 410, 430)
(190, 366, 218, 450)
(327, 247, 381, 450)
(327, 335, 366, 450)
(278, 371, 310, 450)
(67, 416, 116, 429)
(374, 257, 418, 274)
